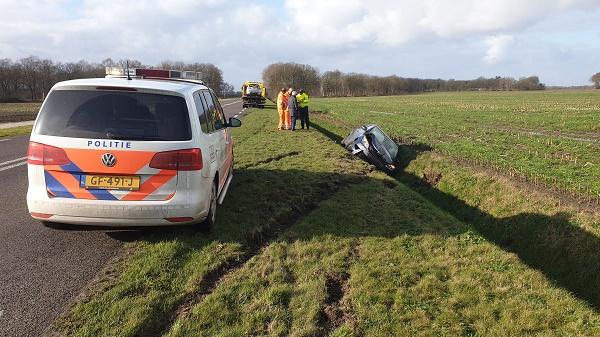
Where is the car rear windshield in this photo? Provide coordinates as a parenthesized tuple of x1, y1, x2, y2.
(35, 89, 191, 141)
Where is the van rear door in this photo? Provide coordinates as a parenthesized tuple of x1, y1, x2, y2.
(33, 88, 192, 201)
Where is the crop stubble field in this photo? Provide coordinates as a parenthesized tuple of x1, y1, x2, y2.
(52, 92, 600, 337)
(0, 102, 41, 123)
(312, 91, 599, 203)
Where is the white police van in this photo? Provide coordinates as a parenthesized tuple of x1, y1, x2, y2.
(26, 67, 241, 227)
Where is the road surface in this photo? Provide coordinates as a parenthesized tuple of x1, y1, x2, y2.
(0, 99, 244, 337)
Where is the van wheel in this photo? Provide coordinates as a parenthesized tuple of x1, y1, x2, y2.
(199, 180, 218, 230)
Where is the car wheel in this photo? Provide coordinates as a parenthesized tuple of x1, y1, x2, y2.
(199, 180, 218, 230)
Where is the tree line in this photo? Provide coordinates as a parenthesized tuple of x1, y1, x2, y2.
(263, 62, 546, 97)
(0, 56, 230, 101)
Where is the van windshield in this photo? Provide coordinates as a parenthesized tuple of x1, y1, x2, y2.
(35, 90, 192, 141)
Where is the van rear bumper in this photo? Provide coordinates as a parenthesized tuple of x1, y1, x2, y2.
(27, 196, 209, 226)
(30, 214, 205, 226)
(27, 183, 211, 226)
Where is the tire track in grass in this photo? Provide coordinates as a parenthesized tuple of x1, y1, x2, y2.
(318, 239, 360, 337)
(237, 151, 302, 170)
(153, 175, 366, 337)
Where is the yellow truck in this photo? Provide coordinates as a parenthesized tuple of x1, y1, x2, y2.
(241, 81, 266, 109)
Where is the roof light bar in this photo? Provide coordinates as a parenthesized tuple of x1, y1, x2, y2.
(106, 67, 135, 77)
(105, 67, 204, 83)
(135, 69, 169, 78)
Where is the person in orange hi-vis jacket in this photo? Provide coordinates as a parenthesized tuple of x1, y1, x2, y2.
(277, 88, 288, 130)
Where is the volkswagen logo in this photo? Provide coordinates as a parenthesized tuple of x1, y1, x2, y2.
(101, 153, 117, 167)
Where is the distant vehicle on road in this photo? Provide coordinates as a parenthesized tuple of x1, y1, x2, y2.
(241, 81, 266, 109)
(342, 124, 399, 173)
(26, 67, 241, 227)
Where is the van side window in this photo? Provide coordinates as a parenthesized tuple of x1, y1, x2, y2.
(211, 92, 227, 130)
(193, 91, 210, 133)
(202, 91, 219, 132)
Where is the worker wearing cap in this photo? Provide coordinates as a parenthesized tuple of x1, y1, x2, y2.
(284, 87, 293, 130)
(297, 89, 310, 130)
(277, 88, 288, 130)
(288, 91, 299, 131)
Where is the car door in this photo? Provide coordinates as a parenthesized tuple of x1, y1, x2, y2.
(201, 91, 228, 190)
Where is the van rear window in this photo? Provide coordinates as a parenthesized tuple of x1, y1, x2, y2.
(35, 90, 191, 141)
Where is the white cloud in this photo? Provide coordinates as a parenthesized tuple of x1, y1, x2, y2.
(483, 35, 515, 64)
(284, 0, 599, 46)
(0, 0, 598, 85)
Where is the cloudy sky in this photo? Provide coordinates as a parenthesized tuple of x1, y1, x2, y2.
(1, 0, 599, 87)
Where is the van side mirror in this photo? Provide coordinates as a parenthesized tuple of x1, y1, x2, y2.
(227, 117, 242, 128)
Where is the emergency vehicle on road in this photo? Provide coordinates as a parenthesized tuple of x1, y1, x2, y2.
(26, 67, 241, 227)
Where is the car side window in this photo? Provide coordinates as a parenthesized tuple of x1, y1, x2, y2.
(211, 92, 227, 130)
(193, 91, 210, 133)
(201, 91, 217, 133)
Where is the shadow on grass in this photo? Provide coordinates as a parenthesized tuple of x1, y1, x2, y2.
(312, 120, 600, 311)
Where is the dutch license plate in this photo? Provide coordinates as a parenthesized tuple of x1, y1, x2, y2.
(84, 175, 140, 190)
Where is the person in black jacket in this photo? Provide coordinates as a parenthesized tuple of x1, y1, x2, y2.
(288, 91, 299, 131)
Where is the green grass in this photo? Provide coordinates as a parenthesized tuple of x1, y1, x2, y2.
(53, 106, 371, 337)
(310, 91, 600, 200)
(0, 102, 41, 123)
(165, 155, 600, 336)
(55, 104, 600, 337)
(0, 125, 33, 138)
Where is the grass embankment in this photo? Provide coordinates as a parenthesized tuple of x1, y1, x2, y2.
(311, 91, 600, 201)
(55, 105, 600, 337)
(0, 125, 33, 138)
(0, 102, 40, 123)
(0, 126, 32, 138)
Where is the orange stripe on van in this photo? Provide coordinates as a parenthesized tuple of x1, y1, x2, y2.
(63, 149, 156, 174)
(46, 169, 97, 200)
(121, 170, 177, 201)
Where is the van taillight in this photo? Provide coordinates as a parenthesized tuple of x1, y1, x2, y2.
(149, 148, 202, 171)
(31, 212, 53, 219)
(27, 142, 71, 165)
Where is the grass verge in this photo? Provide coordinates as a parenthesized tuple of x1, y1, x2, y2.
(54, 106, 600, 337)
(52, 107, 371, 337)
(0, 125, 33, 138)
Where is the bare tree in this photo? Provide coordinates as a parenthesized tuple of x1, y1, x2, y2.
(19, 56, 42, 100)
(0, 58, 20, 99)
(157, 61, 224, 94)
(194, 63, 224, 94)
(591, 72, 600, 89)
(262, 62, 320, 97)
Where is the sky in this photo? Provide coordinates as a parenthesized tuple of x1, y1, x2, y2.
(1, 0, 599, 87)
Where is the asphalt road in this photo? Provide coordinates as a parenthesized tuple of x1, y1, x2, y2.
(0, 98, 244, 337)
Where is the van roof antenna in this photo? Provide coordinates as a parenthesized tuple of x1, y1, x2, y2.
(126, 60, 132, 80)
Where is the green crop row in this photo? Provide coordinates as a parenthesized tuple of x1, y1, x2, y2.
(311, 91, 600, 201)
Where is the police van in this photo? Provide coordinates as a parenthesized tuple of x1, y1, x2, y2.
(26, 67, 241, 227)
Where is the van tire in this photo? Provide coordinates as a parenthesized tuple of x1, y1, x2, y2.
(198, 179, 218, 230)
